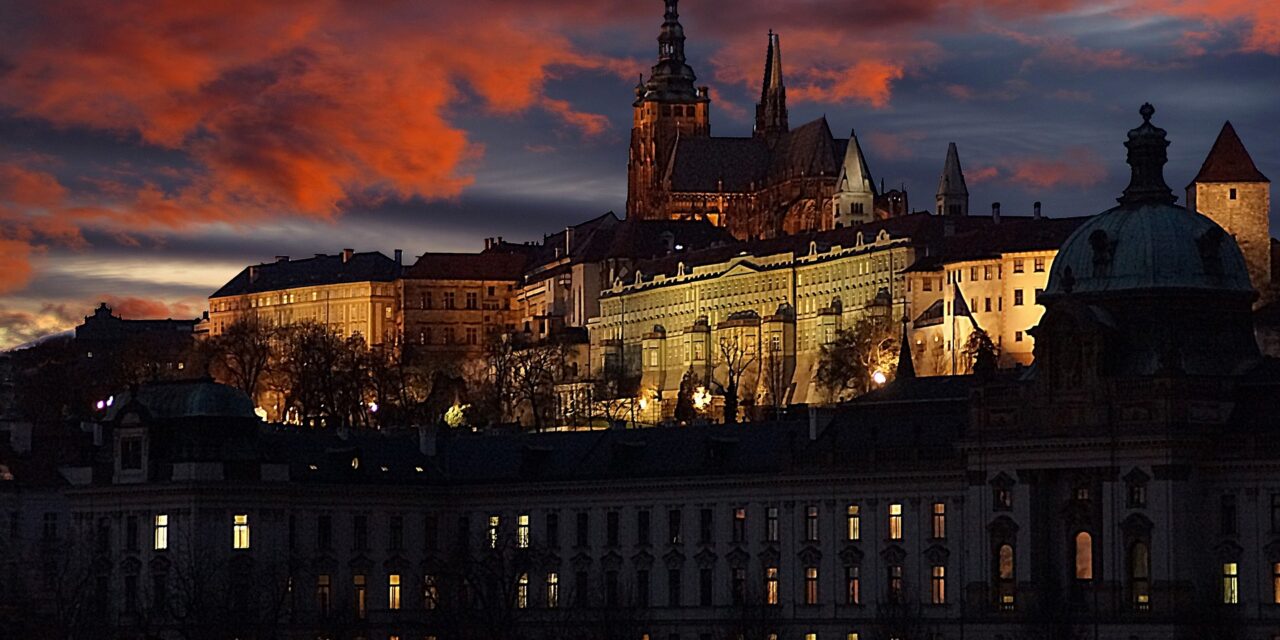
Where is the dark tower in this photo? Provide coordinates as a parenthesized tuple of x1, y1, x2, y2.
(754, 31, 789, 142)
(626, 0, 711, 220)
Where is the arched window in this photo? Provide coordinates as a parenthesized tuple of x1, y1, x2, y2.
(996, 543, 1015, 609)
(1075, 532, 1094, 581)
(1130, 541, 1150, 609)
(999, 544, 1015, 580)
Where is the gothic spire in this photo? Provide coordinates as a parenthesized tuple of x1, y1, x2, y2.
(754, 31, 789, 139)
(897, 314, 916, 380)
(1118, 103, 1177, 207)
(936, 142, 969, 216)
(838, 129, 876, 195)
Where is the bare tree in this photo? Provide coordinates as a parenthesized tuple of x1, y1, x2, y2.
(716, 334, 756, 425)
(816, 315, 899, 402)
(205, 315, 275, 401)
(961, 327, 999, 375)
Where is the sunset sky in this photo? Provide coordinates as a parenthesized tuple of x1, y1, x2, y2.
(0, 0, 1277, 349)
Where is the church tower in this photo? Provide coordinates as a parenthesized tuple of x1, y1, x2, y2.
(833, 129, 876, 228)
(626, 0, 711, 220)
(936, 142, 969, 216)
(1186, 121, 1272, 305)
(754, 31, 788, 142)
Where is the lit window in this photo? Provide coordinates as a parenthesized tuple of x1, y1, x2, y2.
(388, 574, 401, 610)
(931, 566, 946, 604)
(1272, 562, 1280, 605)
(423, 574, 439, 610)
(765, 566, 779, 605)
(1075, 532, 1094, 580)
(354, 574, 367, 619)
(316, 574, 331, 616)
(846, 504, 860, 541)
(845, 565, 860, 604)
(732, 508, 746, 543)
(1132, 542, 1151, 609)
(932, 503, 945, 539)
(489, 515, 500, 549)
(233, 514, 250, 549)
(517, 514, 530, 549)
(805, 566, 819, 605)
(517, 573, 529, 609)
(154, 514, 169, 550)
(1223, 563, 1239, 604)
(546, 572, 559, 608)
(889, 503, 903, 540)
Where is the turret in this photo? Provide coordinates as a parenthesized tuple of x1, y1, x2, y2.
(936, 142, 969, 216)
(1186, 121, 1272, 305)
(832, 129, 876, 228)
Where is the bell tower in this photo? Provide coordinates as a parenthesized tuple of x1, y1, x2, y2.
(626, 0, 711, 220)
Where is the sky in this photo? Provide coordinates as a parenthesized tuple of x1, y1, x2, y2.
(0, 0, 1277, 349)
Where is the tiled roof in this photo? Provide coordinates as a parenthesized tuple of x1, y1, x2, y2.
(665, 117, 845, 193)
(211, 252, 399, 298)
(900, 215, 1090, 272)
(1191, 122, 1269, 184)
(405, 252, 529, 282)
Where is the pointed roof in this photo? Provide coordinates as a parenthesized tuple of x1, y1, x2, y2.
(937, 142, 968, 197)
(762, 31, 783, 97)
(754, 31, 789, 138)
(897, 315, 916, 380)
(1190, 121, 1270, 184)
(838, 129, 876, 195)
(639, 0, 704, 104)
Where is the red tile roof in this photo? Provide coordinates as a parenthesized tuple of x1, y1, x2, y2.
(405, 252, 529, 281)
(1190, 121, 1269, 184)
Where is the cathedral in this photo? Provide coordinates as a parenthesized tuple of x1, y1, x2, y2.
(625, 0, 911, 241)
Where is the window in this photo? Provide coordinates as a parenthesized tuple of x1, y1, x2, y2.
(124, 574, 138, 612)
(316, 575, 331, 617)
(466, 327, 478, 345)
(1273, 563, 1280, 605)
(1230, 188, 1238, 200)
(574, 571, 589, 607)
(1014, 289, 1024, 306)
(994, 487, 1012, 511)
(443, 292, 456, 309)
(1129, 482, 1148, 509)
(970, 267, 978, 281)
(154, 514, 169, 550)
(517, 573, 529, 609)
(1034, 257, 1046, 272)
(984, 297, 992, 313)
(1015, 331, 1024, 343)
(517, 514, 530, 548)
(546, 572, 559, 608)
(889, 504, 903, 540)
(354, 515, 368, 550)
(489, 514, 500, 549)
(638, 510, 651, 546)
(1222, 494, 1238, 535)
(984, 265, 992, 280)
(1035, 288, 1044, 303)
(388, 574, 402, 610)
(997, 543, 1016, 609)
(466, 292, 478, 309)
(766, 507, 779, 542)
(805, 506, 819, 542)
(732, 567, 746, 605)
(668, 509, 682, 544)
(120, 437, 143, 470)
(1131, 542, 1151, 609)
(732, 508, 746, 543)
(1074, 532, 1094, 581)
(546, 513, 559, 548)
(125, 515, 139, 551)
(699, 568, 713, 605)
(317, 515, 332, 550)
(637, 569, 650, 607)
(846, 504, 860, 541)
(805, 566, 819, 605)
(1271, 494, 1280, 532)
(699, 508, 714, 544)
(353, 574, 367, 619)
(1013, 259, 1025, 274)
(389, 515, 403, 550)
(233, 514, 250, 549)
(576, 512, 589, 547)
(888, 564, 903, 602)
(931, 566, 946, 604)
(607, 512, 620, 547)
(668, 568, 682, 606)
(1223, 563, 1239, 604)
(765, 566, 779, 605)
(845, 565, 861, 604)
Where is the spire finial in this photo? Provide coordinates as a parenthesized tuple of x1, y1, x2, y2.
(1118, 103, 1177, 207)
(897, 313, 916, 380)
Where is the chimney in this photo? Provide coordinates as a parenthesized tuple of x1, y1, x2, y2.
(1033, 201, 1042, 220)
(565, 226, 574, 256)
(275, 255, 289, 263)
(248, 266, 259, 282)
(991, 202, 1001, 224)
(342, 248, 354, 263)
(394, 249, 403, 265)
(484, 237, 493, 250)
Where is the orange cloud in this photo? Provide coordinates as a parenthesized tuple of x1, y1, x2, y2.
(1005, 146, 1108, 190)
(1140, 0, 1280, 55)
(968, 166, 1002, 184)
(866, 131, 926, 161)
(99, 296, 198, 320)
(0, 239, 35, 296)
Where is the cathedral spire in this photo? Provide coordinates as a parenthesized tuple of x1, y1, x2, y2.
(833, 129, 876, 227)
(897, 314, 916, 380)
(637, 0, 702, 104)
(936, 142, 969, 216)
(754, 31, 789, 140)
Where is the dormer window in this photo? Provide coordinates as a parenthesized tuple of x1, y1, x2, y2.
(120, 437, 143, 471)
